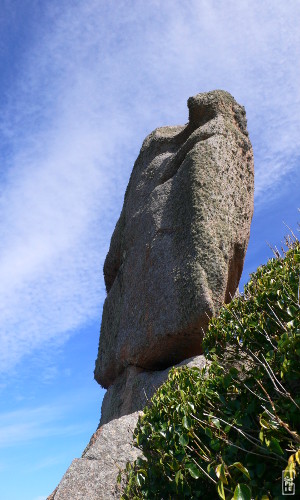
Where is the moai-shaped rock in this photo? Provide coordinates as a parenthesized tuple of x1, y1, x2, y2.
(95, 90, 254, 389)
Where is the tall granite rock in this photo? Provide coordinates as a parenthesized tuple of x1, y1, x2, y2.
(49, 91, 254, 499)
(94, 90, 254, 389)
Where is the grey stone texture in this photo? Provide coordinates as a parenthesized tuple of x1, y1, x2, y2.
(95, 90, 254, 389)
(100, 354, 207, 425)
(47, 412, 142, 500)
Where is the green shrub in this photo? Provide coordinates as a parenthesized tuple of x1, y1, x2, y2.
(121, 237, 300, 499)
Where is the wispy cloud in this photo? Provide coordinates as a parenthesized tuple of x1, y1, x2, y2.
(0, 395, 94, 448)
(0, 0, 299, 375)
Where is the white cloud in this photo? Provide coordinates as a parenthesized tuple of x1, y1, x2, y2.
(0, 394, 94, 448)
(0, 0, 299, 375)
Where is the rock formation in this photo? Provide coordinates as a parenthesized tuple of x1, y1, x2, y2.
(100, 354, 207, 426)
(48, 412, 142, 500)
(95, 89, 254, 390)
(48, 356, 207, 500)
(48, 90, 254, 499)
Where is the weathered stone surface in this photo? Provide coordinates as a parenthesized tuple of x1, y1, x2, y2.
(47, 412, 142, 500)
(100, 354, 207, 426)
(48, 357, 208, 498)
(95, 90, 254, 388)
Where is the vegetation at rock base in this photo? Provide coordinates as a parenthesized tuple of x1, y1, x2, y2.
(120, 234, 300, 499)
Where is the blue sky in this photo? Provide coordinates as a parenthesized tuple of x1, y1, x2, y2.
(0, 1, 299, 499)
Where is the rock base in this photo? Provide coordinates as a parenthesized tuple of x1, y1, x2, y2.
(47, 412, 142, 500)
(48, 355, 207, 499)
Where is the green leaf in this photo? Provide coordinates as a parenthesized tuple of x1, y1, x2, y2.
(269, 436, 284, 455)
(218, 394, 227, 404)
(256, 462, 266, 478)
(211, 418, 221, 429)
(259, 417, 270, 429)
(183, 415, 192, 430)
(287, 305, 297, 317)
(232, 483, 251, 500)
(179, 434, 189, 447)
(205, 427, 212, 438)
(186, 462, 200, 479)
(230, 462, 250, 479)
(175, 470, 182, 486)
(210, 438, 221, 451)
(136, 472, 144, 487)
(217, 479, 226, 500)
(215, 463, 228, 484)
(265, 437, 271, 447)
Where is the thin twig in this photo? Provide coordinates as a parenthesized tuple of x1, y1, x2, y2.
(257, 380, 300, 444)
(242, 382, 270, 403)
(266, 302, 286, 331)
(185, 446, 217, 485)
